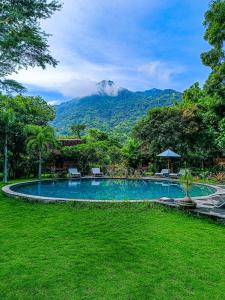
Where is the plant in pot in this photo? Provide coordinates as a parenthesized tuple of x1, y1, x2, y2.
(179, 168, 197, 209)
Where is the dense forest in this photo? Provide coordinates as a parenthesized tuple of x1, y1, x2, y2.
(52, 85, 182, 138)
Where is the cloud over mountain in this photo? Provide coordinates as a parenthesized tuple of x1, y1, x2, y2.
(12, 0, 209, 101)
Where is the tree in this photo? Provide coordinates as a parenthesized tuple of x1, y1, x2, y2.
(133, 106, 214, 165)
(61, 128, 122, 173)
(70, 124, 86, 139)
(201, 0, 225, 103)
(178, 83, 219, 131)
(25, 125, 56, 179)
(122, 138, 141, 169)
(0, 94, 55, 178)
(0, 94, 55, 124)
(179, 168, 196, 208)
(0, 108, 16, 183)
(179, 168, 193, 200)
(86, 128, 109, 142)
(218, 118, 225, 150)
(182, 82, 204, 105)
(0, 0, 62, 92)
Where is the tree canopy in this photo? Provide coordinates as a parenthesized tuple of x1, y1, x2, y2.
(0, 93, 55, 178)
(133, 105, 214, 163)
(0, 0, 62, 92)
(201, 0, 225, 102)
(25, 124, 56, 179)
(0, 107, 16, 182)
(70, 124, 86, 139)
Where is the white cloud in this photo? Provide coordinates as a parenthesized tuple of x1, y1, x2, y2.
(138, 61, 185, 85)
(48, 100, 60, 106)
(60, 79, 97, 97)
(13, 61, 123, 97)
(11, 0, 186, 99)
(13, 59, 184, 97)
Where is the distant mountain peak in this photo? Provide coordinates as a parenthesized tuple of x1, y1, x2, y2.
(96, 80, 119, 96)
(97, 80, 114, 87)
(52, 88, 182, 137)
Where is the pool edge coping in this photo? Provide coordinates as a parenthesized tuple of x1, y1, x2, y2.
(2, 178, 224, 203)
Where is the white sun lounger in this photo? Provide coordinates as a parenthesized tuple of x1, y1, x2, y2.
(155, 169, 170, 177)
(92, 168, 103, 177)
(169, 169, 185, 179)
(68, 168, 81, 178)
(208, 193, 225, 208)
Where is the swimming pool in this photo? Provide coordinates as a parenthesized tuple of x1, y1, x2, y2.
(7, 179, 217, 201)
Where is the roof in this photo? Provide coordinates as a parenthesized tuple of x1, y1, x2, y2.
(157, 149, 181, 158)
(59, 139, 83, 147)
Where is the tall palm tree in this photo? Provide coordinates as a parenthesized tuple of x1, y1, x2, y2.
(0, 108, 16, 183)
(25, 125, 56, 179)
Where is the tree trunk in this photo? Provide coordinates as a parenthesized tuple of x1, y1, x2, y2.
(3, 134, 8, 183)
(38, 151, 42, 180)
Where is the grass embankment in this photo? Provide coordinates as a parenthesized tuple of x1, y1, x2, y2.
(0, 180, 225, 299)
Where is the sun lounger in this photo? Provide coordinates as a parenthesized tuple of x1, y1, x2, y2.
(208, 193, 225, 208)
(92, 168, 103, 177)
(169, 169, 185, 179)
(68, 168, 81, 178)
(155, 169, 170, 177)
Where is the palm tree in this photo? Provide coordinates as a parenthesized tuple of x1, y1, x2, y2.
(179, 167, 196, 208)
(179, 168, 193, 200)
(0, 108, 16, 183)
(25, 125, 56, 179)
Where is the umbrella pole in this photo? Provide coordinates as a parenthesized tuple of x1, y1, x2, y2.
(168, 158, 173, 172)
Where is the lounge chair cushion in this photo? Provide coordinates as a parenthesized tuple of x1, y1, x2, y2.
(169, 169, 185, 177)
(155, 169, 169, 176)
(92, 168, 103, 176)
(68, 168, 81, 175)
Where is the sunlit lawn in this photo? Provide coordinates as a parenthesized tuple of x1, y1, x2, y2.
(0, 181, 225, 299)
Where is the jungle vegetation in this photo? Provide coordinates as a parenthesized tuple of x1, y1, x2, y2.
(0, 0, 224, 182)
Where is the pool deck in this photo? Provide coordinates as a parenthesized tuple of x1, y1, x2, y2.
(156, 194, 225, 221)
(148, 181, 225, 221)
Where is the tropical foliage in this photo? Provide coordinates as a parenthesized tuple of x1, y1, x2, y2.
(201, 0, 225, 104)
(179, 168, 194, 200)
(0, 108, 16, 182)
(218, 118, 225, 149)
(62, 129, 123, 174)
(70, 124, 86, 139)
(0, 94, 55, 179)
(25, 125, 56, 179)
(0, 0, 61, 92)
(133, 104, 214, 164)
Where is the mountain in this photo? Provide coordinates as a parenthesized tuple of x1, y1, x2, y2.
(52, 80, 182, 137)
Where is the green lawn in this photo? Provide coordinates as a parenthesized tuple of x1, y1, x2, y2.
(0, 181, 225, 299)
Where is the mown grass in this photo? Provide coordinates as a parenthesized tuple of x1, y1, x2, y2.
(0, 180, 225, 299)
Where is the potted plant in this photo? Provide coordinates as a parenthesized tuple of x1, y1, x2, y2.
(179, 168, 197, 209)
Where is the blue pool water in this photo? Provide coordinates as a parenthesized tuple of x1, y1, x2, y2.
(12, 179, 216, 201)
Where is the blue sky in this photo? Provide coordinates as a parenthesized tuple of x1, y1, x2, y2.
(13, 0, 210, 104)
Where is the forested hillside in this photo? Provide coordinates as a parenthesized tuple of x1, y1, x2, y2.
(52, 83, 182, 136)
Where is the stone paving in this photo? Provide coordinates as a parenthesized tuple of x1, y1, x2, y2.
(156, 183, 225, 221)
